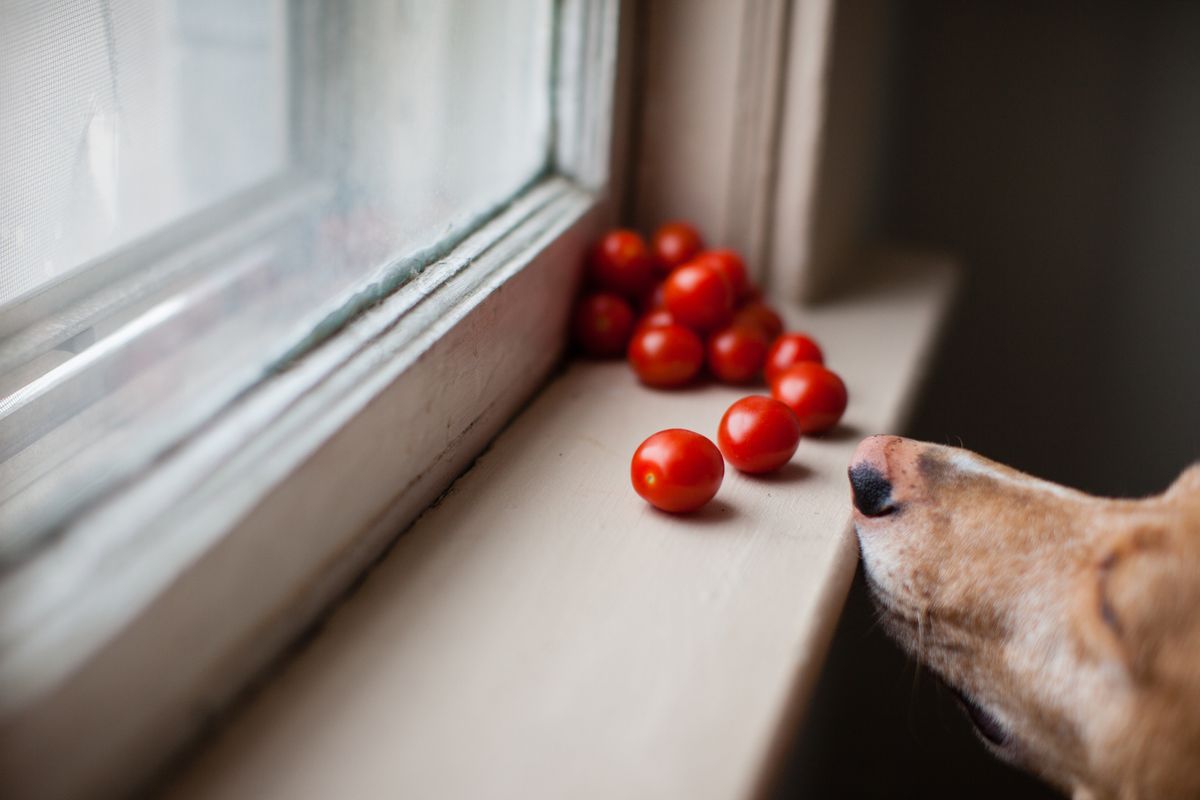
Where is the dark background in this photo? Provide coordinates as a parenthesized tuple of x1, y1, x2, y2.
(777, 1, 1200, 797)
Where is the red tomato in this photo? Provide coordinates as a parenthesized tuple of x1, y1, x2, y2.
(694, 249, 750, 301)
(588, 230, 655, 298)
(764, 332, 825, 383)
(770, 362, 848, 434)
(636, 307, 678, 331)
(651, 221, 704, 273)
(571, 293, 635, 358)
(717, 395, 802, 473)
(706, 324, 769, 384)
(631, 429, 724, 512)
(627, 324, 704, 387)
(733, 300, 784, 341)
(663, 261, 734, 332)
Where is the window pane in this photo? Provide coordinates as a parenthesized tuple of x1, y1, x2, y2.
(0, 0, 555, 550)
(339, 1, 554, 253)
(0, 0, 288, 304)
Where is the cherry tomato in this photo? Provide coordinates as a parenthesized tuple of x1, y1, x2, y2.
(588, 230, 655, 298)
(764, 332, 825, 383)
(651, 221, 704, 273)
(694, 249, 750, 301)
(631, 429, 724, 512)
(572, 293, 635, 358)
(663, 261, 734, 332)
(733, 300, 784, 341)
(770, 362, 847, 434)
(717, 395, 802, 473)
(706, 324, 769, 384)
(636, 307, 678, 331)
(627, 323, 704, 387)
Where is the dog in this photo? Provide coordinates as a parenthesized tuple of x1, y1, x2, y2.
(848, 435, 1200, 800)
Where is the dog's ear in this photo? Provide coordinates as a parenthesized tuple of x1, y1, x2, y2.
(1074, 525, 1194, 680)
(1165, 463, 1200, 503)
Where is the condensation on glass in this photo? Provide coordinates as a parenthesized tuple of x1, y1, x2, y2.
(0, 0, 555, 553)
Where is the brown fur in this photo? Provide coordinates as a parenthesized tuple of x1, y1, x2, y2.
(850, 435, 1200, 800)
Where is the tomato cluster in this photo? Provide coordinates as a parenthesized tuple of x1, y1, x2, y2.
(571, 222, 851, 514)
(573, 225, 755, 387)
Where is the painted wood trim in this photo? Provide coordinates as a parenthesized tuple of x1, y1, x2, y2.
(631, 0, 744, 246)
(630, 0, 896, 303)
(556, 0, 622, 191)
(775, 0, 898, 302)
(768, 0, 836, 302)
(725, 0, 792, 284)
(630, 0, 829, 287)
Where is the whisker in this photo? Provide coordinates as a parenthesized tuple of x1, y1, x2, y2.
(912, 602, 928, 696)
(863, 605, 889, 638)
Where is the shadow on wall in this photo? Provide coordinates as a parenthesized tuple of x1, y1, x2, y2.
(890, 0, 1200, 497)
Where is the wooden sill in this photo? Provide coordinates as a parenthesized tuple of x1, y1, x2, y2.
(165, 255, 954, 800)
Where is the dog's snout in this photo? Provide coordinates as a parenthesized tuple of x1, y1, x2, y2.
(850, 463, 896, 517)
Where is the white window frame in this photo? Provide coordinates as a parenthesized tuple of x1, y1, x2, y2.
(0, 2, 629, 797)
(628, 0, 882, 303)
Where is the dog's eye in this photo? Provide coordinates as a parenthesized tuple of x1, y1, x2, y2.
(1097, 552, 1122, 634)
(951, 688, 1010, 747)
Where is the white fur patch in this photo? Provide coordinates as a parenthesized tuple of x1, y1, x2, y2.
(948, 451, 1085, 502)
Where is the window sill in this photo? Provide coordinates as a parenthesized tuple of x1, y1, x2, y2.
(166, 254, 955, 800)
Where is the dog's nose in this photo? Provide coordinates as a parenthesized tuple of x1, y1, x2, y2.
(850, 463, 895, 516)
(849, 435, 900, 517)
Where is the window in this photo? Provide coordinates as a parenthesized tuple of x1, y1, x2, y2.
(1, 1, 622, 796)
(1, 0, 557, 553)
(1, 0, 288, 302)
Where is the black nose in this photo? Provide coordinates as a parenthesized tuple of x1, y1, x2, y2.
(849, 464, 897, 517)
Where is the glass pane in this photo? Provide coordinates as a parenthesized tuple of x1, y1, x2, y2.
(0, 0, 288, 304)
(0, 0, 556, 552)
(338, 1, 553, 255)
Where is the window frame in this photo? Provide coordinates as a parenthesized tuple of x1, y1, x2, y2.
(0, 0, 564, 550)
(627, 0, 879, 304)
(0, 1, 629, 797)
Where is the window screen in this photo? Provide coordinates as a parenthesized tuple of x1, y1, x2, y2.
(0, 0, 288, 305)
(0, 0, 555, 553)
